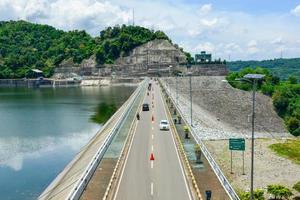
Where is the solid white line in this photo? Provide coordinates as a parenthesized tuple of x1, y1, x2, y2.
(151, 182, 154, 196)
(151, 160, 153, 169)
(158, 85, 193, 200)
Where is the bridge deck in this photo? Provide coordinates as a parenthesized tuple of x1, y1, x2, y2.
(113, 81, 192, 200)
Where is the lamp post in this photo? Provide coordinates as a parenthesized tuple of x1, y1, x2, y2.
(176, 75, 178, 105)
(234, 74, 265, 200)
(187, 72, 193, 126)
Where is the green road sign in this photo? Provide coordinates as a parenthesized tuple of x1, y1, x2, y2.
(229, 138, 245, 151)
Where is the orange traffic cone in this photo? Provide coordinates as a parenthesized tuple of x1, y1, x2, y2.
(150, 153, 155, 161)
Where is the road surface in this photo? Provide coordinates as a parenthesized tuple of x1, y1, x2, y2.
(114, 81, 192, 200)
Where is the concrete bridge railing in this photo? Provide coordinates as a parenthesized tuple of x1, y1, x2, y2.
(66, 81, 146, 200)
(160, 79, 240, 200)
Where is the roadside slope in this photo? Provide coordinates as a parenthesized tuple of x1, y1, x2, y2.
(163, 76, 289, 139)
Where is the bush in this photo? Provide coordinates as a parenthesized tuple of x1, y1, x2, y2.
(261, 83, 275, 96)
(293, 181, 300, 193)
(292, 128, 300, 136)
(267, 184, 293, 199)
(238, 189, 265, 200)
(286, 117, 300, 133)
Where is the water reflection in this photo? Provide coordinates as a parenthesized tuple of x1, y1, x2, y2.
(0, 86, 136, 200)
(0, 126, 98, 171)
(90, 102, 117, 124)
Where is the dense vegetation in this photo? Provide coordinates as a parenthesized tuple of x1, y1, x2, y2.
(0, 20, 170, 78)
(228, 58, 300, 80)
(226, 67, 300, 136)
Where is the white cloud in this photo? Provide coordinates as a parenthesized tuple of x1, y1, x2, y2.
(194, 42, 215, 52)
(291, 5, 300, 16)
(200, 18, 218, 27)
(247, 40, 257, 47)
(0, 0, 300, 60)
(199, 4, 212, 14)
(0, 0, 131, 34)
(271, 37, 284, 45)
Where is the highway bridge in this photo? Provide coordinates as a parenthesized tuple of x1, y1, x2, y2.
(39, 79, 237, 200)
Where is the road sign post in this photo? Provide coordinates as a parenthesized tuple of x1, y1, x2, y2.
(229, 138, 245, 174)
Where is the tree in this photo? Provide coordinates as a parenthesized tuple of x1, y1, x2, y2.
(267, 184, 293, 199)
(95, 47, 105, 64)
(288, 76, 298, 84)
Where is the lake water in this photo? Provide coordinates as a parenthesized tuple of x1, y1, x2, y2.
(0, 86, 136, 200)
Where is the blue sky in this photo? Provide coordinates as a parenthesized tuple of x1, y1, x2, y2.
(0, 0, 300, 60)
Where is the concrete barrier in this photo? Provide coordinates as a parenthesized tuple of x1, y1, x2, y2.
(160, 79, 240, 200)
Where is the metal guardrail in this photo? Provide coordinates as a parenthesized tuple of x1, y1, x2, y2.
(160, 80, 240, 200)
(66, 81, 146, 200)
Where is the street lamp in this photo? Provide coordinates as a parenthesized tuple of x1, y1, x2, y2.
(230, 74, 264, 200)
(242, 74, 264, 200)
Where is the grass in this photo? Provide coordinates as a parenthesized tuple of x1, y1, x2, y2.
(269, 139, 300, 165)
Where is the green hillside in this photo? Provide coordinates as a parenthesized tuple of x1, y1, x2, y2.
(226, 67, 300, 136)
(228, 58, 300, 79)
(0, 20, 169, 78)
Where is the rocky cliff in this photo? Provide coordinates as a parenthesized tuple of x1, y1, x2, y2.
(53, 39, 187, 78)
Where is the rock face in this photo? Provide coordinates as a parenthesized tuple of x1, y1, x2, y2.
(53, 39, 228, 78)
(190, 64, 228, 76)
(116, 39, 186, 66)
(53, 39, 187, 78)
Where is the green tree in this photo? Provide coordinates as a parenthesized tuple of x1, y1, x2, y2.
(288, 75, 298, 84)
(267, 184, 293, 199)
(95, 47, 105, 64)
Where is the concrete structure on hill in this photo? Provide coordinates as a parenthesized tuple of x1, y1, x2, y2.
(53, 39, 228, 78)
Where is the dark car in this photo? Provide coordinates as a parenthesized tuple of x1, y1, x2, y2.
(142, 103, 150, 111)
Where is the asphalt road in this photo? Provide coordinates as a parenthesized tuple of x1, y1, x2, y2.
(114, 80, 192, 200)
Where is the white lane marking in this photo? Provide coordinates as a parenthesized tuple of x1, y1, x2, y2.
(113, 88, 148, 200)
(151, 160, 153, 169)
(151, 145, 154, 151)
(158, 86, 193, 200)
(151, 182, 154, 196)
(152, 126, 154, 130)
(152, 134, 154, 140)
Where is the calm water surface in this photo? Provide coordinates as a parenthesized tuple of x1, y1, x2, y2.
(0, 86, 136, 200)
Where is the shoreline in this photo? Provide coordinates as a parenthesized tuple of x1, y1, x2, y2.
(0, 77, 142, 88)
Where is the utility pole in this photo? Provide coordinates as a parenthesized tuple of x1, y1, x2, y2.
(132, 8, 135, 26)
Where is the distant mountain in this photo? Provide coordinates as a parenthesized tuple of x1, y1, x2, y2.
(0, 20, 170, 78)
(228, 58, 300, 79)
